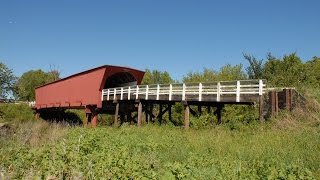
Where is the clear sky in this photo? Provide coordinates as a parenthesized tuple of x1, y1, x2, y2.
(1, 0, 320, 80)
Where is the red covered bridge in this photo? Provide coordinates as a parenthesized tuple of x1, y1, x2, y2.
(35, 65, 269, 128)
(35, 65, 144, 126)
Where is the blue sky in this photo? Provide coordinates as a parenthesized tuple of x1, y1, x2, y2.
(1, 0, 320, 80)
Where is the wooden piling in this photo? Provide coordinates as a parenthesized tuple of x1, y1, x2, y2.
(184, 105, 190, 129)
(216, 104, 223, 124)
(159, 104, 163, 124)
(207, 106, 211, 113)
(91, 113, 97, 127)
(259, 95, 264, 122)
(137, 102, 142, 127)
(269, 91, 279, 118)
(198, 105, 202, 115)
(284, 89, 293, 111)
(114, 103, 119, 127)
(168, 104, 172, 122)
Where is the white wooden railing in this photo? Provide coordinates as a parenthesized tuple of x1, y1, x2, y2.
(101, 79, 266, 102)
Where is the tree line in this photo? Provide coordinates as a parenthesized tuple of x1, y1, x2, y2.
(1, 52, 319, 101)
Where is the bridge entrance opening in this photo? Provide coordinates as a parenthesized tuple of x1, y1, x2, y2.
(104, 72, 137, 89)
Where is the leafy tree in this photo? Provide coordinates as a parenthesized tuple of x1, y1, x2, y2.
(216, 64, 247, 81)
(0, 62, 16, 99)
(15, 69, 60, 101)
(141, 69, 174, 85)
(305, 56, 320, 87)
(183, 64, 246, 83)
(183, 68, 217, 83)
(243, 53, 264, 79)
(263, 53, 305, 87)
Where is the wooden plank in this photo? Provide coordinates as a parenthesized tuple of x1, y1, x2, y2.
(128, 86, 131, 100)
(136, 86, 139, 99)
(156, 85, 160, 100)
(182, 83, 186, 101)
(236, 81, 240, 102)
(199, 83, 202, 101)
(146, 85, 149, 100)
(169, 84, 172, 101)
(217, 82, 221, 102)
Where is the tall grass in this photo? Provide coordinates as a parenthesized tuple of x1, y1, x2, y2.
(0, 88, 320, 179)
(0, 121, 319, 179)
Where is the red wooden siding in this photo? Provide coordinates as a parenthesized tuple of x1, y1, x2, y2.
(35, 65, 144, 109)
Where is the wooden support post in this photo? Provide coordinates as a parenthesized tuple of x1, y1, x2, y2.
(126, 111, 132, 123)
(184, 104, 190, 129)
(259, 95, 264, 122)
(91, 113, 97, 127)
(189, 106, 197, 116)
(120, 113, 125, 123)
(150, 104, 154, 122)
(198, 105, 202, 115)
(168, 104, 172, 122)
(159, 104, 163, 124)
(216, 104, 223, 124)
(137, 102, 142, 127)
(86, 113, 92, 126)
(269, 91, 278, 118)
(275, 92, 279, 115)
(145, 103, 149, 123)
(284, 89, 293, 111)
(114, 103, 119, 127)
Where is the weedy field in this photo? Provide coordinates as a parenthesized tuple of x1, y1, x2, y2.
(0, 103, 320, 179)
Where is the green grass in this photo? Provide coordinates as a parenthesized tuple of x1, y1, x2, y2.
(1, 121, 319, 179)
(1, 99, 320, 179)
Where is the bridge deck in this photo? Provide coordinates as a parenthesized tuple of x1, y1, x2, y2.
(102, 79, 266, 104)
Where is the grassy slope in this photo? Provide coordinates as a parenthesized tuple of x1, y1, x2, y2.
(0, 121, 319, 179)
(0, 102, 320, 179)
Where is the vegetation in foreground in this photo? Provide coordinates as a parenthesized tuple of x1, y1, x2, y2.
(1, 104, 319, 179)
(1, 53, 320, 179)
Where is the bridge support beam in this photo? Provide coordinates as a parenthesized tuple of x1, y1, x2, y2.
(159, 104, 163, 124)
(91, 113, 98, 127)
(269, 91, 278, 118)
(137, 102, 143, 127)
(284, 89, 293, 111)
(198, 105, 202, 115)
(168, 104, 172, 122)
(85, 105, 99, 127)
(184, 103, 190, 129)
(215, 104, 224, 124)
(259, 95, 264, 122)
(114, 102, 119, 127)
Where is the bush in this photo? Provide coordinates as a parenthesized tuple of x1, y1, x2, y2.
(0, 103, 35, 123)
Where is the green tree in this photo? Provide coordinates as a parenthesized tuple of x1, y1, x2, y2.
(243, 53, 264, 79)
(183, 64, 246, 83)
(15, 69, 60, 101)
(305, 56, 320, 87)
(216, 64, 247, 81)
(141, 69, 174, 85)
(0, 62, 16, 99)
(183, 68, 217, 83)
(263, 53, 306, 87)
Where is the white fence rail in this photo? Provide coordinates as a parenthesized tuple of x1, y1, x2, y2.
(102, 79, 266, 102)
